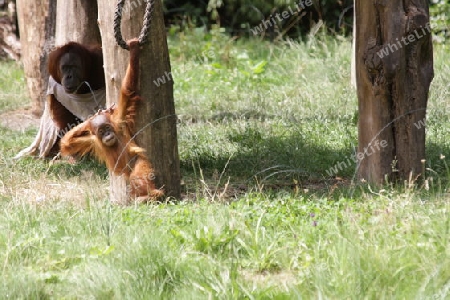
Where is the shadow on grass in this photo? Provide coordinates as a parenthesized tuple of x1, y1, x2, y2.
(179, 119, 450, 195)
(6, 121, 449, 198)
(180, 125, 355, 184)
(14, 156, 108, 180)
(426, 142, 450, 178)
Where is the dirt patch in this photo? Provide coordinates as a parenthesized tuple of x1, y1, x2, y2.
(241, 270, 298, 292)
(4, 170, 109, 207)
(0, 106, 40, 131)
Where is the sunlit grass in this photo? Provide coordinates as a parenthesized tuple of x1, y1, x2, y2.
(0, 31, 449, 298)
(0, 60, 27, 113)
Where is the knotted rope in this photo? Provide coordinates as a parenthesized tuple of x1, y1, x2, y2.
(114, 0, 155, 50)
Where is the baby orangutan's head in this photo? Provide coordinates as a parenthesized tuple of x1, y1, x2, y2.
(91, 114, 117, 147)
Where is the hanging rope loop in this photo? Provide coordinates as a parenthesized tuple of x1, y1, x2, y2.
(114, 0, 155, 50)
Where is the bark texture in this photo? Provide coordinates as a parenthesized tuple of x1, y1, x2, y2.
(16, 0, 56, 116)
(54, 0, 101, 45)
(98, 0, 181, 202)
(0, 1, 21, 60)
(355, 0, 433, 184)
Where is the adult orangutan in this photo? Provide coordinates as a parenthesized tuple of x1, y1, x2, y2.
(15, 42, 106, 159)
(60, 39, 164, 201)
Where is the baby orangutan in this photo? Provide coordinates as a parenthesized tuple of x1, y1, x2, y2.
(60, 39, 164, 201)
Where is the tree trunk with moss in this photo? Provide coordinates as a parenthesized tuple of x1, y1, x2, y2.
(354, 0, 434, 184)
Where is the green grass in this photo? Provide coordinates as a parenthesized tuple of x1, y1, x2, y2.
(0, 30, 449, 298)
(0, 60, 27, 112)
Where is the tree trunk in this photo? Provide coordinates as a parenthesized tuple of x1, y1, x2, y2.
(97, 0, 181, 203)
(0, 0, 21, 60)
(16, 0, 56, 116)
(54, 0, 101, 45)
(350, 2, 356, 88)
(355, 1, 434, 184)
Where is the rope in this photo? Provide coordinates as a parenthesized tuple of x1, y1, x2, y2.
(114, 0, 155, 50)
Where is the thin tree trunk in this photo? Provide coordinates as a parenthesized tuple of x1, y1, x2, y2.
(355, 0, 433, 184)
(350, 2, 356, 88)
(16, 0, 56, 116)
(98, 0, 181, 203)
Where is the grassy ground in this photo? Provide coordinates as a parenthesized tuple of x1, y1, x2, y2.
(0, 30, 449, 299)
